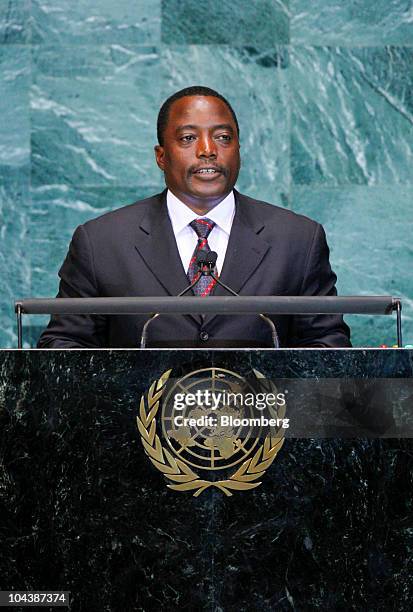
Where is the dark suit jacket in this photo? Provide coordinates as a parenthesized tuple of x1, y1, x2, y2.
(37, 190, 351, 348)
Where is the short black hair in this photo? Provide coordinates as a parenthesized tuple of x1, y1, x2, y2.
(157, 86, 240, 146)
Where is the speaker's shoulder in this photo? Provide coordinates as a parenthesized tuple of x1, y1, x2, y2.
(236, 191, 320, 232)
(83, 192, 164, 231)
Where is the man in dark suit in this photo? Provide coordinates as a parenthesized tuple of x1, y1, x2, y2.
(38, 86, 351, 349)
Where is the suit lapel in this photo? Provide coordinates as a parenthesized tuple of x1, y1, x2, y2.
(204, 191, 271, 326)
(134, 191, 202, 324)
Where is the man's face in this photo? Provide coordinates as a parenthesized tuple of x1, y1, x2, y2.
(155, 96, 240, 212)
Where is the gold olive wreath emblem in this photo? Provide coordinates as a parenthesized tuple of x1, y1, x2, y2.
(136, 369, 286, 496)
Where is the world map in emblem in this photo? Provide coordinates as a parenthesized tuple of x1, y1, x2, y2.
(161, 367, 278, 472)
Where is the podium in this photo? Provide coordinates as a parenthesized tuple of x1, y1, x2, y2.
(0, 347, 412, 610)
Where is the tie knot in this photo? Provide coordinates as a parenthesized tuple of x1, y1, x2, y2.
(190, 218, 216, 239)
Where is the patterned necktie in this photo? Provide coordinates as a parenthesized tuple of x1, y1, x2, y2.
(187, 218, 218, 296)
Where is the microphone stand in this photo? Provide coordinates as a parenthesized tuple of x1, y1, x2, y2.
(140, 251, 280, 349)
(140, 255, 210, 349)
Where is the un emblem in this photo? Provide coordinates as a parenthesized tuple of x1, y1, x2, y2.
(136, 367, 287, 496)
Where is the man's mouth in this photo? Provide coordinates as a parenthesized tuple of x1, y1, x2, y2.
(198, 168, 219, 174)
(190, 166, 226, 181)
(193, 168, 222, 175)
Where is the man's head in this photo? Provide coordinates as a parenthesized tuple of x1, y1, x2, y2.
(155, 86, 241, 214)
(157, 86, 240, 147)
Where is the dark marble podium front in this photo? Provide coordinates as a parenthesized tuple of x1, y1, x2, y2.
(0, 349, 412, 611)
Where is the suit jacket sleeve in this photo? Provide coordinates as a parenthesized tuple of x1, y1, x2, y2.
(289, 223, 351, 348)
(37, 224, 107, 348)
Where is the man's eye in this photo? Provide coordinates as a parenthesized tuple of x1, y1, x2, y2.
(181, 135, 196, 142)
(216, 134, 231, 141)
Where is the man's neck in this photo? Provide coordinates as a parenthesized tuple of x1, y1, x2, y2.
(167, 189, 231, 216)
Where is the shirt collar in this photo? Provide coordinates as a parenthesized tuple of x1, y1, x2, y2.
(166, 189, 235, 236)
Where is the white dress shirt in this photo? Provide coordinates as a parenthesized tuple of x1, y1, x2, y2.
(166, 189, 235, 276)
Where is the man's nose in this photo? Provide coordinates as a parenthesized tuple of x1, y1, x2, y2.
(197, 134, 217, 158)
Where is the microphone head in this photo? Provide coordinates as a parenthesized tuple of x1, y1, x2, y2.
(207, 251, 218, 266)
(196, 250, 218, 273)
(196, 250, 217, 266)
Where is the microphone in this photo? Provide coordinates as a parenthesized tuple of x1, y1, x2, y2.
(139, 250, 214, 348)
(139, 250, 279, 348)
(205, 251, 279, 348)
(197, 249, 217, 274)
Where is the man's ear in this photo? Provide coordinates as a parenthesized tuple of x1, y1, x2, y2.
(154, 145, 165, 171)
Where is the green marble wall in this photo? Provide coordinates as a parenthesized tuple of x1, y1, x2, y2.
(0, 0, 412, 347)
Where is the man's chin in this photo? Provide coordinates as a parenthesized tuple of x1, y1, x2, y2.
(190, 188, 231, 204)
(187, 178, 232, 200)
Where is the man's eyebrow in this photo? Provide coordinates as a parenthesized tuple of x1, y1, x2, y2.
(175, 124, 197, 132)
(213, 124, 235, 132)
(175, 124, 235, 133)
